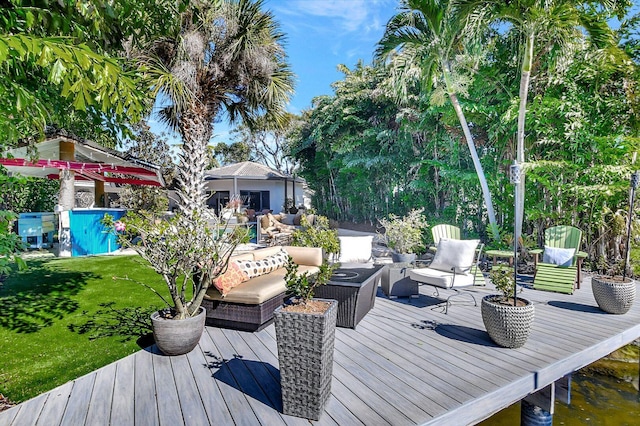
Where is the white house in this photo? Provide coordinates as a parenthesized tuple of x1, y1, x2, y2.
(202, 161, 308, 213)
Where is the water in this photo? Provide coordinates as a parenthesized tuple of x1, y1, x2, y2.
(479, 356, 639, 425)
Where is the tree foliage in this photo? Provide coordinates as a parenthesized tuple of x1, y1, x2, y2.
(117, 121, 176, 213)
(0, 1, 181, 146)
(137, 0, 294, 217)
(290, 4, 640, 269)
(213, 141, 251, 166)
(231, 113, 299, 173)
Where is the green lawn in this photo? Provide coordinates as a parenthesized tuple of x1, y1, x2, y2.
(0, 254, 166, 404)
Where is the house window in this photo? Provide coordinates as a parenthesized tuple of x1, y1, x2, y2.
(241, 190, 270, 211)
(207, 191, 230, 213)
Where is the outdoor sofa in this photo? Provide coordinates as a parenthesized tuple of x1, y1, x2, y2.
(255, 212, 316, 245)
(202, 245, 323, 331)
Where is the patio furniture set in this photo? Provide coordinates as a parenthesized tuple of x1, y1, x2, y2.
(204, 223, 587, 332)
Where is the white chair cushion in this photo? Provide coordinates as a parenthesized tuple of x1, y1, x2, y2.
(429, 238, 479, 275)
(543, 246, 575, 267)
(338, 235, 373, 263)
(409, 267, 475, 289)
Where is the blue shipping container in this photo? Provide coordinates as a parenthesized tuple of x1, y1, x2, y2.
(69, 209, 125, 256)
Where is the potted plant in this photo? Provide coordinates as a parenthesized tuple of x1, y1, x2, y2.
(291, 214, 340, 259)
(378, 208, 428, 263)
(592, 274, 636, 314)
(273, 258, 337, 420)
(482, 268, 535, 348)
(591, 173, 638, 314)
(104, 211, 248, 355)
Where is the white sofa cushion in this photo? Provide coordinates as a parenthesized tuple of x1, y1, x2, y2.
(409, 267, 476, 289)
(338, 235, 374, 263)
(429, 238, 479, 275)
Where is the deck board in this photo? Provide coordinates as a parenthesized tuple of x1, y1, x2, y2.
(152, 349, 184, 426)
(186, 329, 236, 426)
(1, 276, 639, 425)
(35, 381, 73, 426)
(133, 351, 159, 426)
(1, 392, 46, 426)
(59, 372, 94, 426)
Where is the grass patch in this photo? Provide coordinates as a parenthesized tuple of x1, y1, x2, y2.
(0, 255, 166, 403)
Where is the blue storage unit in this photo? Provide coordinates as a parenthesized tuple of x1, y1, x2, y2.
(69, 209, 126, 256)
(18, 212, 56, 249)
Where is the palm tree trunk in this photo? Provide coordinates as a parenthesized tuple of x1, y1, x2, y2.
(177, 105, 215, 217)
(443, 64, 499, 240)
(515, 31, 535, 241)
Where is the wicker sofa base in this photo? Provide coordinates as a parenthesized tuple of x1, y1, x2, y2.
(202, 292, 286, 332)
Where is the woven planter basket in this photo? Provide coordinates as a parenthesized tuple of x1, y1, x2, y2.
(592, 276, 636, 314)
(274, 299, 338, 421)
(481, 295, 534, 349)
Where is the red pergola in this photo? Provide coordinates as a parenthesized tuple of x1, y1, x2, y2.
(1, 134, 165, 188)
(0, 158, 163, 187)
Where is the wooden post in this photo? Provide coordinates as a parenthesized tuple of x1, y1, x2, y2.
(95, 180, 105, 207)
(284, 178, 288, 211)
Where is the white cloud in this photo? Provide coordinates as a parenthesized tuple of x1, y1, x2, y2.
(273, 0, 393, 35)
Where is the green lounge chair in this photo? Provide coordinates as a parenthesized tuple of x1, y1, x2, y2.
(430, 224, 485, 286)
(431, 224, 461, 246)
(530, 225, 586, 294)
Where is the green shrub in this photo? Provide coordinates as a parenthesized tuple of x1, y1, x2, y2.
(292, 215, 340, 256)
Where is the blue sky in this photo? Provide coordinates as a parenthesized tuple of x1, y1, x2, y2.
(149, 0, 399, 145)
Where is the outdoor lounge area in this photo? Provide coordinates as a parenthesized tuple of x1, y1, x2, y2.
(2, 1, 639, 425)
(1, 276, 638, 425)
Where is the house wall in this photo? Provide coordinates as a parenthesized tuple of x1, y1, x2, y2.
(204, 179, 305, 213)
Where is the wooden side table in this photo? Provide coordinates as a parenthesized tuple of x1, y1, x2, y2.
(485, 249, 515, 268)
(382, 263, 419, 298)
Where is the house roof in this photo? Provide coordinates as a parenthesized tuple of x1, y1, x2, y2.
(0, 132, 165, 187)
(205, 161, 303, 182)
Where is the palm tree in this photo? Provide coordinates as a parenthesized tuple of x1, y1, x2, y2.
(139, 0, 294, 217)
(376, 0, 500, 240)
(457, 0, 627, 238)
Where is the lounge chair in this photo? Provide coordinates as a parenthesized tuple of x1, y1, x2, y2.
(409, 238, 484, 313)
(530, 225, 586, 294)
(430, 224, 485, 286)
(430, 224, 461, 248)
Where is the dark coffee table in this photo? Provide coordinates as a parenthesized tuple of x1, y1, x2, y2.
(314, 264, 384, 329)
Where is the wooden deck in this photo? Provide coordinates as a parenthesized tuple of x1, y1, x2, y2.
(1, 276, 639, 425)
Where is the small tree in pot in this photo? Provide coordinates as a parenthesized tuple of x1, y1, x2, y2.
(104, 211, 248, 355)
(273, 258, 337, 420)
(592, 172, 638, 314)
(482, 268, 535, 348)
(378, 208, 428, 263)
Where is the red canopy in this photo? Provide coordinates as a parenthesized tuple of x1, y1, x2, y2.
(1, 135, 165, 187)
(0, 158, 163, 187)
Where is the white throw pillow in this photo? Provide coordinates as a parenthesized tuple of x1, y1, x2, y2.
(543, 246, 575, 267)
(338, 236, 374, 263)
(429, 238, 479, 275)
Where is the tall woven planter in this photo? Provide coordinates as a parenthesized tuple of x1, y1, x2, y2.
(592, 276, 636, 314)
(151, 307, 206, 356)
(274, 299, 338, 421)
(481, 295, 534, 349)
